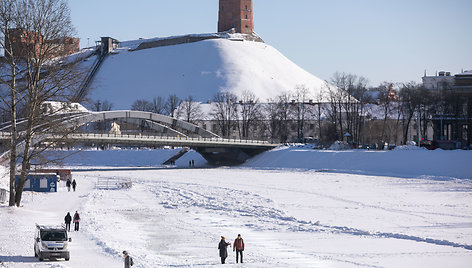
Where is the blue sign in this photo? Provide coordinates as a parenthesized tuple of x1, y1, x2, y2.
(15, 174, 58, 192)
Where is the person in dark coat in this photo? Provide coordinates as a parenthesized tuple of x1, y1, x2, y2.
(123, 250, 133, 267)
(66, 179, 71, 192)
(233, 234, 245, 263)
(73, 211, 81, 231)
(218, 236, 231, 264)
(71, 179, 77, 192)
(64, 212, 72, 232)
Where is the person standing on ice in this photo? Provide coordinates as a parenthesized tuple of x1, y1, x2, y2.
(73, 211, 81, 231)
(66, 179, 71, 192)
(72, 179, 77, 192)
(64, 212, 72, 232)
(123, 250, 134, 267)
(218, 236, 231, 264)
(233, 234, 245, 263)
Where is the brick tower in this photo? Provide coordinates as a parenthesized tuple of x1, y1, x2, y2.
(218, 0, 254, 34)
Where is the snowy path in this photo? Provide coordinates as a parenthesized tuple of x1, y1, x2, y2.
(0, 178, 122, 267)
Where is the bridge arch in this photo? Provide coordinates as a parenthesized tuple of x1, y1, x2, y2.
(63, 110, 219, 138)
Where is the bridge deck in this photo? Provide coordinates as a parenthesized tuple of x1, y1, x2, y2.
(0, 132, 278, 149)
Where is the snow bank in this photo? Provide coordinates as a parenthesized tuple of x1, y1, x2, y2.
(244, 146, 472, 179)
(43, 148, 207, 168)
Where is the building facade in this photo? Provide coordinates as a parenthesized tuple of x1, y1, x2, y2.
(423, 70, 472, 148)
(4, 28, 79, 59)
(218, 0, 254, 34)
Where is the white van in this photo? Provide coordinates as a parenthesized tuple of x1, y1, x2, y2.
(34, 224, 71, 261)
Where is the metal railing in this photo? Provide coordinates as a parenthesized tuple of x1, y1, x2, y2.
(49, 132, 275, 146)
(0, 131, 275, 146)
(96, 177, 132, 190)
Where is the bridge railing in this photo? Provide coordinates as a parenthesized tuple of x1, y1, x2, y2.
(50, 132, 274, 145)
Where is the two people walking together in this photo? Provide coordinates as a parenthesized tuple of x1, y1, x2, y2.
(218, 234, 245, 264)
(64, 211, 80, 231)
(66, 179, 77, 192)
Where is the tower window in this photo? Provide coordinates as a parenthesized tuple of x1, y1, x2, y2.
(245, 5, 248, 10)
(245, 15, 248, 19)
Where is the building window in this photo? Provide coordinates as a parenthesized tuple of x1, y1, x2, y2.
(245, 5, 248, 10)
(245, 14, 248, 19)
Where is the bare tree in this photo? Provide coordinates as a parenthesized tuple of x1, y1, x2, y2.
(131, 99, 153, 112)
(276, 92, 292, 142)
(329, 72, 369, 144)
(377, 82, 395, 146)
(151, 96, 165, 114)
(0, 0, 20, 206)
(263, 99, 279, 142)
(165, 94, 181, 117)
(177, 96, 202, 124)
(211, 92, 237, 138)
(2, 0, 80, 206)
(237, 90, 261, 138)
(289, 85, 311, 140)
(92, 99, 113, 112)
(399, 81, 423, 143)
(325, 81, 341, 141)
(311, 92, 325, 143)
(263, 91, 292, 142)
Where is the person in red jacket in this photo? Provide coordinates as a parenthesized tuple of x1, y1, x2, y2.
(233, 234, 245, 263)
(73, 211, 81, 231)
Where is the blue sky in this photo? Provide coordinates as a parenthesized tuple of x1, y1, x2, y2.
(70, 0, 472, 86)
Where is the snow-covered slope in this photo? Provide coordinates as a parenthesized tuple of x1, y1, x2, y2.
(87, 37, 329, 109)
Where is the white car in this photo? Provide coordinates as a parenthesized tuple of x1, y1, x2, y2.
(34, 224, 71, 261)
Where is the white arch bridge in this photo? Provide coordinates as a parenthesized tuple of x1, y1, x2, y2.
(0, 109, 279, 165)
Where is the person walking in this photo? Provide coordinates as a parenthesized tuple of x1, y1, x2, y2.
(218, 236, 231, 264)
(233, 234, 245, 263)
(73, 211, 81, 231)
(64, 212, 72, 232)
(123, 250, 134, 267)
(66, 179, 71, 192)
(71, 179, 77, 192)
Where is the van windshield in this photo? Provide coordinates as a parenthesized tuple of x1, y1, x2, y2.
(40, 231, 67, 241)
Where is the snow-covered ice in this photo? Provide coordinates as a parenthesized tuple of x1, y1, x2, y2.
(1, 147, 471, 267)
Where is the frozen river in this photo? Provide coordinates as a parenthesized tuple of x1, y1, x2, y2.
(76, 167, 472, 267)
(1, 160, 472, 267)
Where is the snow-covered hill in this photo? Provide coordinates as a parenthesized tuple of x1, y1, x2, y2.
(87, 34, 330, 109)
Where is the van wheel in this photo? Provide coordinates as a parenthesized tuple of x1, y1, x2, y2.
(38, 252, 43, 261)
